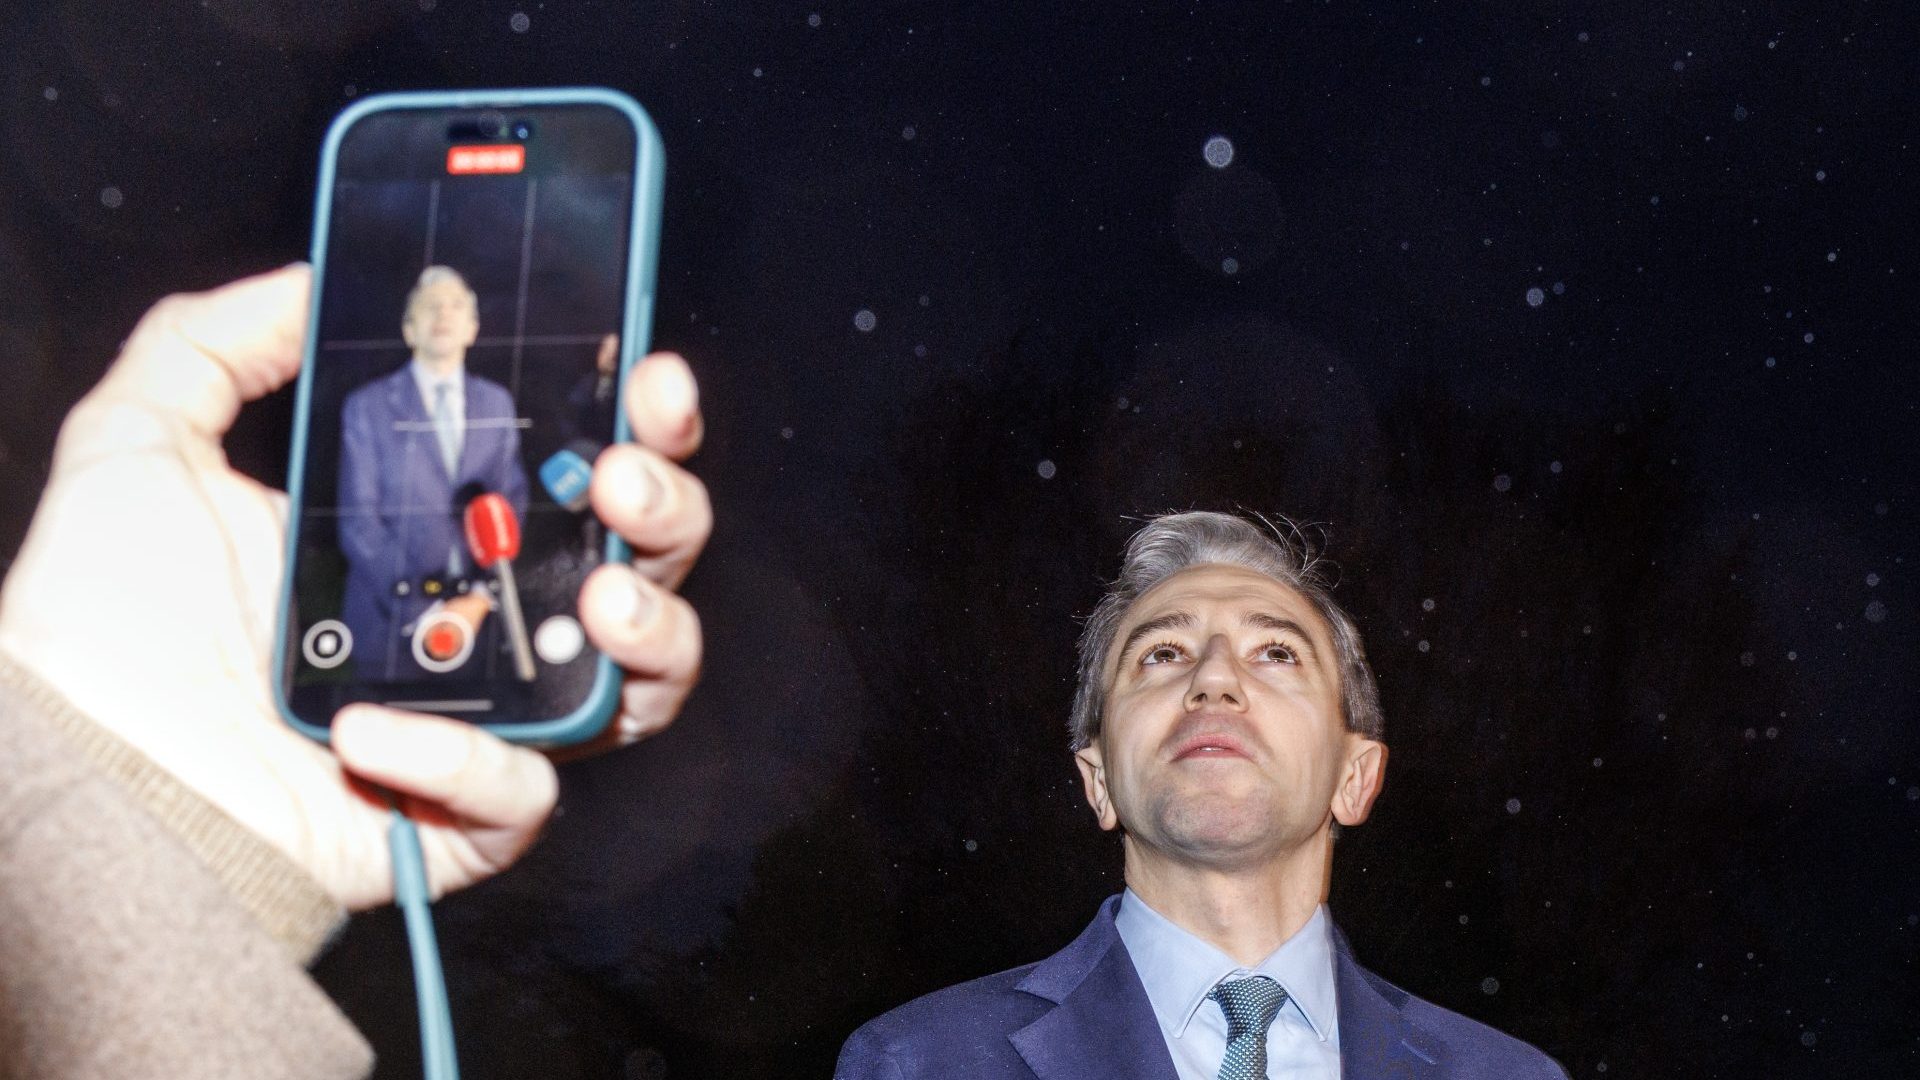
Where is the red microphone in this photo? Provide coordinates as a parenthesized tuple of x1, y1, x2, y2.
(463, 493, 536, 681)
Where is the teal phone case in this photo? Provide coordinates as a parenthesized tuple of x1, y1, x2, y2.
(271, 87, 666, 746)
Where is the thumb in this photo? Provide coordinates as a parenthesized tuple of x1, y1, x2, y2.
(75, 264, 311, 457)
(331, 705, 557, 832)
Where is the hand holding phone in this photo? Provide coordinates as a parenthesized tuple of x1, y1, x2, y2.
(0, 264, 710, 910)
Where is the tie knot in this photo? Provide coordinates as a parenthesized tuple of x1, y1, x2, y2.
(1209, 976, 1288, 1037)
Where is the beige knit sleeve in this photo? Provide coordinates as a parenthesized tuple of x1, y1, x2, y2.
(0, 651, 374, 1079)
(0, 653, 343, 961)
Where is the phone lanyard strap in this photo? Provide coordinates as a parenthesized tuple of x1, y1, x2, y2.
(389, 809, 461, 1080)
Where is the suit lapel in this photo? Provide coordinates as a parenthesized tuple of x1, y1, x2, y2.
(453, 377, 476, 483)
(1333, 924, 1444, 1080)
(1008, 899, 1179, 1080)
(388, 364, 429, 426)
(453, 376, 510, 486)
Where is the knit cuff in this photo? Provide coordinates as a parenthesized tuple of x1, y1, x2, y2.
(0, 651, 345, 964)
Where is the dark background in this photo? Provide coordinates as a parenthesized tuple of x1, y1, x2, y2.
(2, 3, 1915, 1077)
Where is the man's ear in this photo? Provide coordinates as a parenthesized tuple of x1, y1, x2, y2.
(1074, 744, 1120, 832)
(1330, 737, 1387, 828)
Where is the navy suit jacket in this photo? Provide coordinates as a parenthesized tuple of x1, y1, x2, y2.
(337, 364, 529, 678)
(837, 897, 1567, 1080)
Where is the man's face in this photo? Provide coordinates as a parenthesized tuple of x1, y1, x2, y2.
(1075, 564, 1384, 871)
(401, 278, 479, 365)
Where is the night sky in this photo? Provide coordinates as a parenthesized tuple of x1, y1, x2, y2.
(2, 3, 1916, 1078)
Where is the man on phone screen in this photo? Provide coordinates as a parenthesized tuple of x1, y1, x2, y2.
(837, 511, 1567, 1080)
(337, 265, 529, 679)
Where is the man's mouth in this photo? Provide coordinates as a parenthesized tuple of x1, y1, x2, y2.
(1171, 733, 1252, 761)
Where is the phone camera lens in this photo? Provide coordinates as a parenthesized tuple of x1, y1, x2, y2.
(476, 110, 509, 139)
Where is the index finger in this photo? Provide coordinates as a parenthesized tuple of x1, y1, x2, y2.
(88, 263, 311, 446)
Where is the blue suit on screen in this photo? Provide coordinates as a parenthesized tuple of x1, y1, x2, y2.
(337, 364, 529, 679)
(836, 896, 1568, 1080)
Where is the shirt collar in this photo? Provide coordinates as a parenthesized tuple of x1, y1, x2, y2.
(1114, 888, 1339, 1046)
(410, 357, 464, 397)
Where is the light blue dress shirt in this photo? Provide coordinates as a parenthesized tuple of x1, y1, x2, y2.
(1115, 889, 1341, 1080)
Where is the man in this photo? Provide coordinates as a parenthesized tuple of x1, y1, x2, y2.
(838, 512, 1566, 1079)
(0, 265, 710, 1077)
(337, 265, 530, 679)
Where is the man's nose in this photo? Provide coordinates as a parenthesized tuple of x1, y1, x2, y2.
(1185, 634, 1246, 710)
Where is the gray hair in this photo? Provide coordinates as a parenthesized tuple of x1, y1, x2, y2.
(403, 265, 477, 320)
(1069, 511, 1383, 751)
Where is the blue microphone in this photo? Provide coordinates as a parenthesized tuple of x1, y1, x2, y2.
(539, 440, 599, 512)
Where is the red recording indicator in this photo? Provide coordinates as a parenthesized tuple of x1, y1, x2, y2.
(423, 622, 464, 662)
(447, 144, 526, 175)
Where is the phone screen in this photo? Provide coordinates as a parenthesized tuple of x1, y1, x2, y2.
(281, 100, 643, 734)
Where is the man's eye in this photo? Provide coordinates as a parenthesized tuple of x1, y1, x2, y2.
(1260, 642, 1298, 664)
(1141, 643, 1183, 665)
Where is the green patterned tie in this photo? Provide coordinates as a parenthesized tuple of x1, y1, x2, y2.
(1209, 976, 1289, 1080)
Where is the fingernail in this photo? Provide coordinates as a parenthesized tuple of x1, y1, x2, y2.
(604, 570, 656, 627)
(650, 358, 697, 420)
(634, 457, 664, 514)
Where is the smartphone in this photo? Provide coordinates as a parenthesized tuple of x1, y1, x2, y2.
(272, 88, 664, 746)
